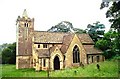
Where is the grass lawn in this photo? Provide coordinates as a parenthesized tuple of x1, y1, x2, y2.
(1, 60, 119, 77)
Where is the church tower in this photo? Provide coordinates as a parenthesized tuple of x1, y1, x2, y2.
(16, 9, 34, 69)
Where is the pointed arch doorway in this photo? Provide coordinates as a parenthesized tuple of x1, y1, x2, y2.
(54, 56, 60, 70)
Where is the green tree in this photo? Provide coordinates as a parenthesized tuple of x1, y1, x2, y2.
(100, 1, 120, 55)
(48, 21, 86, 33)
(100, 1, 120, 32)
(48, 21, 73, 32)
(86, 21, 105, 42)
(0, 43, 9, 54)
(73, 28, 86, 34)
(95, 30, 119, 59)
(2, 42, 16, 64)
(0, 43, 10, 64)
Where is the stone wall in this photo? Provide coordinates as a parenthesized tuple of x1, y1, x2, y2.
(65, 34, 87, 68)
(50, 47, 64, 70)
(16, 56, 32, 69)
(87, 54, 104, 64)
(16, 16, 34, 69)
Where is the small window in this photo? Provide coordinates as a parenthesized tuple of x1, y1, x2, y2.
(43, 44, 47, 48)
(38, 45, 40, 48)
(97, 56, 99, 62)
(64, 55, 65, 61)
(87, 55, 90, 64)
(92, 56, 93, 63)
(43, 59, 46, 67)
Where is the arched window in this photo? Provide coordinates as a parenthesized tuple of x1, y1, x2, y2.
(73, 45, 80, 63)
(24, 23, 29, 27)
(26, 23, 29, 27)
(24, 23, 26, 27)
(24, 23, 28, 40)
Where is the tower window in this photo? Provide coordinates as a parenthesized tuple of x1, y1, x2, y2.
(24, 23, 29, 27)
(43, 59, 46, 67)
(27, 23, 28, 27)
(38, 45, 40, 48)
(73, 45, 80, 63)
(43, 44, 47, 48)
(24, 23, 26, 27)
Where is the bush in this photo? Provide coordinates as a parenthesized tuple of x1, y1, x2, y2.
(2, 42, 16, 64)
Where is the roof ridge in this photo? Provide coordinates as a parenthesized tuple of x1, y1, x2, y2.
(34, 30, 89, 35)
(34, 30, 73, 34)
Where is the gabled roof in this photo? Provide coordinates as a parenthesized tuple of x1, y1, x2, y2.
(60, 34, 74, 54)
(34, 31, 69, 43)
(33, 31, 94, 44)
(83, 45, 102, 54)
(77, 34, 94, 44)
(34, 31, 102, 57)
(36, 46, 60, 58)
(60, 34, 95, 54)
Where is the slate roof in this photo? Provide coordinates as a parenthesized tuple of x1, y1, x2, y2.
(34, 31, 94, 44)
(34, 31, 69, 43)
(83, 45, 102, 54)
(36, 46, 58, 58)
(36, 49, 49, 58)
(60, 34, 74, 54)
(34, 31, 102, 57)
(77, 34, 94, 44)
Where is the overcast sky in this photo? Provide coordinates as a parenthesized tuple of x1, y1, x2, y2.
(0, 0, 110, 45)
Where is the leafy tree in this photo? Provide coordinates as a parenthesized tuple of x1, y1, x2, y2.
(86, 21, 105, 42)
(0, 43, 9, 54)
(100, 2, 109, 9)
(95, 30, 119, 59)
(100, 1, 120, 32)
(48, 21, 73, 32)
(100, 1, 120, 57)
(73, 28, 86, 34)
(48, 21, 86, 33)
(95, 39, 110, 51)
(2, 42, 16, 64)
(0, 43, 10, 64)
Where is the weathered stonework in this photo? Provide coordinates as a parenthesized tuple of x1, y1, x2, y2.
(50, 47, 64, 70)
(16, 10, 104, 71)
(65, 34, 87, 68)
(16, 9, 34, 69)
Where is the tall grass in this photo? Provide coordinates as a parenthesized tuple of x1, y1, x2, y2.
(50, 61, 118, 77)
(1, 60, 118, 77)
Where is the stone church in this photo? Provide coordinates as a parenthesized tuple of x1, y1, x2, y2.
(16, 10, 104, 71)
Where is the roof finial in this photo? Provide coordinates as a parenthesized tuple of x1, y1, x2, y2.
(22, 9, 28, 19)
